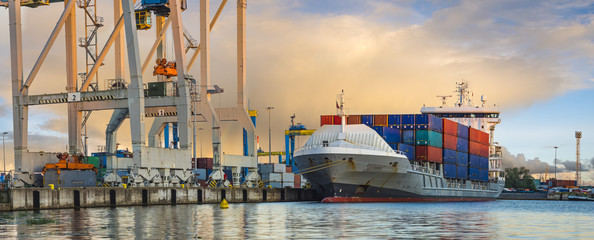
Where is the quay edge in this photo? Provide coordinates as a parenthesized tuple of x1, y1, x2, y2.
(0, 187, 322, 211)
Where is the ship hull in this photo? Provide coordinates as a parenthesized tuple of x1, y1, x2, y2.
(294, 149, 504, 203)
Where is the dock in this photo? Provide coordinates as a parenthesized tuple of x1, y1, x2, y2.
(0, 187, 321, 211)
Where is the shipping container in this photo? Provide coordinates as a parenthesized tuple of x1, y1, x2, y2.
(320, 115, 333, 126)
(469, 167, 480, 181)
(333, 115, 342, 125)
(469, 141, 481, 156)
(286, 166, 292, 173)
(193, 168, 207, 181)
(443, 118, 458, 136)
(480, 144, 490, 157)
(457, 124, 469, 139)
(415, 130, 443, 148)
(402, 130, 415, 144)
(480, 156, 489, 169)
(273, 164, 286, 173)
(457, 165, 468, 179)
(196, 158, 213, 169)
(469, 154, 481, 168)
(479, 169, 489, 182)
(457, 138, 469, 153)
(469, 127, 482, 143)
(415, 114, 443, 132)
(388, 114, 401, 126)
(443, 148, 457, 165)
(401, 114, 415, 129)
(294, 174, 301, 188)
(443, 134, 457, 150)
(444, 164, 457, 178)
(479, 131, 490, 145)
(415, 145, 443, 163)
(456, 151, 468, 166)
(347, 115, 361, 124)
(371, 126, 401, 144)
(374, 114, 388, 126)
(361, 115, 374, 126)
(397, 143, 415, 160)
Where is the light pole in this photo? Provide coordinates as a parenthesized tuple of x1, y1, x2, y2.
(554, 146, 558, 187)
(266, 107, 274, 164)
(2, 132, 7, 173)
(198, 128, 204, 158)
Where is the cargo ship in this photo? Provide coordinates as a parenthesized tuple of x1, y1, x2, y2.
(293, 82, 505, 202)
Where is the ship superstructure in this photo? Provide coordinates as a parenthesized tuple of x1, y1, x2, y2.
(421, 81, 504, 181)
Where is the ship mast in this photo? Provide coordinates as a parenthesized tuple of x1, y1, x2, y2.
(337, 90, 346, 133)
(455, 80, 473, 107)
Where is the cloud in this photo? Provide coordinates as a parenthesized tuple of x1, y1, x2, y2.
(501, 146, 558, 174)
(560, 159, 590, 172)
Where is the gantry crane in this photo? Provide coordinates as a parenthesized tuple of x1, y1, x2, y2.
(285, 114, 315, 166)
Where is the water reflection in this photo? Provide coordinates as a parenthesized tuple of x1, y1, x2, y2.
(1, 200, 594, 239)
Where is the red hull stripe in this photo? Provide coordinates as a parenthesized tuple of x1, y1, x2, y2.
(321, 197, 495, 203)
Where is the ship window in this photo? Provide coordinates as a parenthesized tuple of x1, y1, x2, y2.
(322, 141, 329, 147)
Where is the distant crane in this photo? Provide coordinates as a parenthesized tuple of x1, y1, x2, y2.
(575, 131, 582, 186)
(285, 114, 315, 166)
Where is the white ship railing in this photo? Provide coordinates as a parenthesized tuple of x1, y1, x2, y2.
(410, 162, 441, 177)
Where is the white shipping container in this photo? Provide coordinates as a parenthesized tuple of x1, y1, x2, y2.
(269, 182, 283, 188)
(264, 173, 282, 182)
(282, 173, 294, 182)
(273, 164, 286, 173)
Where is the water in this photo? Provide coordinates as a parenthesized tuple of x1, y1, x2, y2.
(1, 200, 593, 239)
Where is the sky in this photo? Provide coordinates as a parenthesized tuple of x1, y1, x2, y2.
(0, 0, 593, 182)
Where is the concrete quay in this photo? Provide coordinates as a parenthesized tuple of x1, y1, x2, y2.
(0, 187, 321, 211)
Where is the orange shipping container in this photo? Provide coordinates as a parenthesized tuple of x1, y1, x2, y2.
(373, 115, 388, 126)
(480, 144, 490, 157)
(479, 131, 490, 145)
(347, 115, 361, 124)
(443, 134, 457, 150)
(469, 127, 482, 143)
(320, 115, 333, 126)
(286, 166, 292, 173)
(443, 118, 458, 136)
(294, 174, 301, 188)
(469, 141, 482, 156)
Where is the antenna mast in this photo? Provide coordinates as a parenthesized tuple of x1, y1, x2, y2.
(455, 80, 472, 107)
(337, 90, 346, 133)
(436, 95, 452, 107)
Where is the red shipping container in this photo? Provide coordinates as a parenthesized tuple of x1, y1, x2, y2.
(479, 131, 490, 145)
(374, 115, 388, 126)
(286, 166, 292, 173)
(333, 115, 342, 125)
(347, 115, 361, 124)
(469, 127, 481, 143)
(320, 115, 333, 126)
(480, 144, 490, 157)
(443, 119, 458, 136)
(469, 141, 481, 156)
(415, 145, 443, 163)
(294, 174, 301, 188)
(443, 134, 457, 150)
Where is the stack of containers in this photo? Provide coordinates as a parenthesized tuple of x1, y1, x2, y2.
(443, 118, 466, 179)
(414, 114, 443, 163)
(192, 158, 214, 184)
(259, 163, 295, 188)
(469, 127, 490, 182)
(371, 126, 401, 151)
(320, 115, 334, 126)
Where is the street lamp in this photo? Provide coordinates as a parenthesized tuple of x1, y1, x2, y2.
(198, 128, 204, 158)
(2, 132, 8, 173)
(554, 146, 558, 187)
(266, 107, 274, 164)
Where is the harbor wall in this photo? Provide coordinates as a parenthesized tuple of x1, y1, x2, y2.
(0, 187, 321, 211)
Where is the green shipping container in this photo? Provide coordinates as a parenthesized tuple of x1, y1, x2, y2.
(86, 156, 101, 168)
(415, 130, 443, 148)
(147, 82, 167, 97)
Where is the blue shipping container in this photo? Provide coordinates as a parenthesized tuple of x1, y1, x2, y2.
(457, 124, 469, 139)
(443, 149, 457, 165)
(388, 114, 401, 126)
(469, 167, 480, 181)
(371, 126, 401, 144)
(193, 168, 208, 181)
(397, 143, 415, 160)
(402, 130, 415, 144)
(469, 154, 481, 168)
(457, 138, 469, 152)
(457, 165, 468, 179)
(402, 114, 415, 125)
(415, 114, 443, 132)
(361, 115, 374, 126)
(480, 156, 489, 169)
(479, 169, 489, 182)
(456, 151, 468, 166)
(444, 164, 457, 178)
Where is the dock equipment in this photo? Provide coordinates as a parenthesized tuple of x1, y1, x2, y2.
(42, 153, 97, 174)
(285, 114, 315, 166)
(153, 58, 177, 77)
(135, 10, 152, 30)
